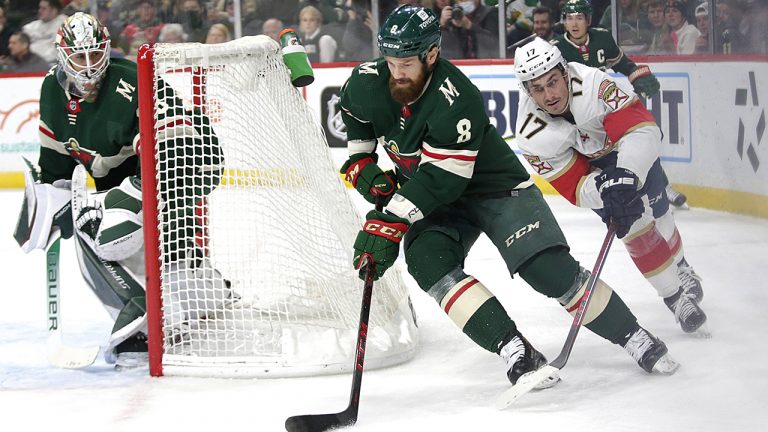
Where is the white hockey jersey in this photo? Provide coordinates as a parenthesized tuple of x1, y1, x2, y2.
(516, 62, 662, 209)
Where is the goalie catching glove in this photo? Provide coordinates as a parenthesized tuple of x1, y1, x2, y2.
(353, 210, 410, 280)
(629, 65, 660, 98)
(341, 153, 397, 205)
(595, 166, 644, 239)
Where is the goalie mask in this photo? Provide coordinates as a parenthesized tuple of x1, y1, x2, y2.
(55, 12, 111, 102)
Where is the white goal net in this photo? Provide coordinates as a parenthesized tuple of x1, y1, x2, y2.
(138, 36, 418, 377)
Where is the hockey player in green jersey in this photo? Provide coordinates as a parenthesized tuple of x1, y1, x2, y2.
(554, 0, 661, 99)
(15, 12, 228, 369)
(554, 0, 688, 208)
(340, 4, 679, 386)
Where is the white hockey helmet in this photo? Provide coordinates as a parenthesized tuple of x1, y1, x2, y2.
(55, 12, 111, 101)
(514, 37, 567, 92)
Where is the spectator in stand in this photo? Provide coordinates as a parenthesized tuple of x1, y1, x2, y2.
(176, 0, 209, 43)
(434, 0, 478, 59)
(297, 0, 349, 26)
(97, 2, 124, 41)
(158, 22, 188, 43)
(693, 1, 708, 53)
(1, 31, 50, 72)
(22, 0, 66, 64)
(0, 5, 14, 58)
(464, 0, 500, 58)
(644, 0, 673, 54)
(341, 0, 370, 61)
(205, 22, 230, 43)
(599, 0, 649, 48)
(742, 0, 768, 54)
(505, 0, 540, 47)
(664, 0, 699, 54)
(532, 5, 555, 40)
(715, 0, 742, 54)
(61, 0, 88, 15)
(120, 0, 165, 60)
(298, 5, 338, 63)
(252, 0, 299, 26)
(262, 17, 283, 41)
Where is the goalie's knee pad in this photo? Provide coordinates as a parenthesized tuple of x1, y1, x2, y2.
(76, 176, 144, 262)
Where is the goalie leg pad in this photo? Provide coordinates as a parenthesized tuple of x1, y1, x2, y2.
(74, 171, 144, 262)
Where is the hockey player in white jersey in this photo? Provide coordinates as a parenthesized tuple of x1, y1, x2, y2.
(513, 37, 708, 336)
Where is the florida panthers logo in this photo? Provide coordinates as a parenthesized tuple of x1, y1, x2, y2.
(599, 79, 629, 111)
(523, 154, 553, 175)
(65, 137, 97, 169)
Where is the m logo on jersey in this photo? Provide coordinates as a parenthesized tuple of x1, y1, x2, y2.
(116, 78, 135, 102)
(523, 154, 553, 175)
(65, 138, 97, 168)
(438, 77, 460, 106)
(358, 62, 379, 75)
(599, 79, 629, 111)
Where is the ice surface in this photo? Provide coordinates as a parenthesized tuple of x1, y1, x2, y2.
(2, 189, 767, 431)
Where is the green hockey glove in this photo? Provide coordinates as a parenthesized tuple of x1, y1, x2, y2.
(341, 153, 397, 205)
(353, 210, 410, 280)
(629, 65, 660, 98)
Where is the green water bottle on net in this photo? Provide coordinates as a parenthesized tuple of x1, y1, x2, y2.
(279, 28, 314, 87)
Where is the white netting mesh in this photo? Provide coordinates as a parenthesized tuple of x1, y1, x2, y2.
(147, 36, 417, 377)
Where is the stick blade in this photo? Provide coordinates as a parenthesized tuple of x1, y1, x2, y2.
(495, 365, 560, 410)
(47, 331, 100, 369)
(285, 411, 355, 432)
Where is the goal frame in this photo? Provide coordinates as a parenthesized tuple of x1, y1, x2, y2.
(136, 39, 417, 378)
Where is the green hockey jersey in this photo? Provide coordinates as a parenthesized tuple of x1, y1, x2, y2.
(339, 58, 531, 218)
(552, 27, 637, 76)
(38, 58, 140, 191)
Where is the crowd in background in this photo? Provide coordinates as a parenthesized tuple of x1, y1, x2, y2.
(0, 0, 766, 73)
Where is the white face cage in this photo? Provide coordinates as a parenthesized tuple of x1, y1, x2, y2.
(56, 39, 111, 99)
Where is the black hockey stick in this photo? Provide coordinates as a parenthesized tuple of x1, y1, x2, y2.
(497, 225, 617, 408)
(285, 201, 384, 432)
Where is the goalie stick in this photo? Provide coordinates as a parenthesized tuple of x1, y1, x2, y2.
(496, 225, 617, 409)
(285, 201, 384, 432)
(45, 234, 101, 369)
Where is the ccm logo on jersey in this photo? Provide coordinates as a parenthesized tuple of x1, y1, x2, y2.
(505, 221, 540, 247)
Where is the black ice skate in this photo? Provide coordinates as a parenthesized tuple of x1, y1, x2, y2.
(666, 185, 688, 209)
(678, 258, 704, 302)
(499, 333, 559, 389)
(664, 288, 710, 337)
(623, 327, 679, 374)
(114, 332, 149, 370)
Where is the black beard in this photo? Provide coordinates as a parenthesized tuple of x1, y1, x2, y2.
(388, 62, 430, 105)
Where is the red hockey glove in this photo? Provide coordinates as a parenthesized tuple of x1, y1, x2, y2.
(629, 65, 660, 98)
(341, 153, 397, 205)
(352, 210, 410, 280)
